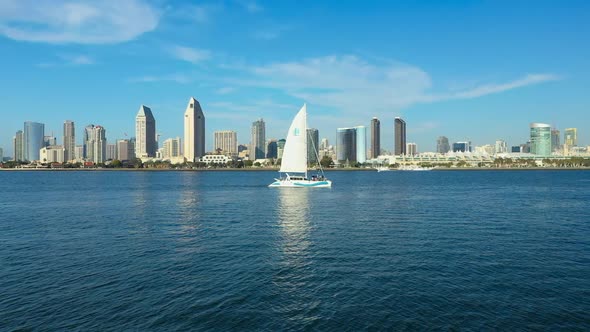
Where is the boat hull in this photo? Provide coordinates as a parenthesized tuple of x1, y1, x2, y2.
(268, 180, 332, 188)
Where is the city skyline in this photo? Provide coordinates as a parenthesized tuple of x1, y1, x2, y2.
(1, 1, 590, 156)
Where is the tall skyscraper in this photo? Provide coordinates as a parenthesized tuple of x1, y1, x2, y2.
(277, 139, 286, 159)
(162, 137, 182, 159)
(23, 121, 45, 161)
(266, 139, 278, 159)
(106, 144, 117, 160)
(63, 120, 75, 162)
(251, 118, 266, 159)
(394, 117, 406, 155)
(407, 143, 417, 156)
(337, 127, 357, 163)
(13, 130, 24, 161)
(184, 97, 206, 162)
(307, 128, 319, 164)
(530, 123, 551, 156)
(495, 140, 508, 154)
(564, 128, 578, 147)
(355, 125, 367, 163)
(214, 130, 238, 156)
(86, 125, 107, 163)
(135, 105, 157, 158)
(437, 136, 450, 154)
(370, 117, 380, 158)
(83, 124, 95, 159)
(44, 136, 57, 147)
(551, 129, 560, 152)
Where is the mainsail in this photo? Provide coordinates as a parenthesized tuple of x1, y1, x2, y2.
(279, 104, 308, 173)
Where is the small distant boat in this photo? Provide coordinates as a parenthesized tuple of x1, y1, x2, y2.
(376, 166, 391, 172)
(268, 104, 332, 188)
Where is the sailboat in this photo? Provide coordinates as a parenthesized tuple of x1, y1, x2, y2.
(268, 104, 332, 188)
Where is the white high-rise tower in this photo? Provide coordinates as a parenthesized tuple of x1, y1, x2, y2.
(184, 97, 205, 162)
(135, 105, 156, 158)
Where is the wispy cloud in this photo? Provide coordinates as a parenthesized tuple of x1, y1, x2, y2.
(129, 73, 192, 84)
(0, 0, 160, 44)
(170, 45, 211, 63)
(36, 54, 95, 68)
(252, 25, 290, 40)
(216, 87, 236, 94)
(166, 3, 223, 24)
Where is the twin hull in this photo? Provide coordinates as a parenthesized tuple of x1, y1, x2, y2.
(268, 179, 332, 188)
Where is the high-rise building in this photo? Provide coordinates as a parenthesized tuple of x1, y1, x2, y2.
(135, 105, 157, 158)
(495, 140, 508, 154)
(116, 139, 133, 161)
(337, 127, 357, 163)
(13, 130, 24, 161)
(83, 124, 95, 159)
(564, 128, 578, 147)
(394, 117, 406, 155)
(23, 121, 45, 161)
(214, 130, 238, 156)
(320, 138, 329, 150)
(307, 128, 319, 164)
(63, 120, 75, 162)
(511, 146, 521, 153)
(550, 129, 560, 152)
(530, 123, 551, 156)
(251, 118, 266, 159)
(407, 142, 417, 156)
(163, 137, 182, 159)
(277, 139, 286, 159)
(437, 136, 450, 154)
(475, 145, 495, 155)
(266, 139, 278, 159)
(370, 117, 380, 158)
(453, 141, 472, 153)
(86, 126, 107, 163)
(355, 125, 367, 163)
(75, 145, 84, 160)
(184, 97, 206, 162)
(106, 144, 117, 160)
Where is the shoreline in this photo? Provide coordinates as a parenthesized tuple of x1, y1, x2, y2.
(1, 167, 590, 172)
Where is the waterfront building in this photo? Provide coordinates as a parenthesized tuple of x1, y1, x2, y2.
(394, 117, 406, 156)
(40, 145, 65, 163)
(200, 154, 231, 165)
(86, 125, 107, 163)
(266, 139, 278, 159)
(63, 120, 75, 162)
(116, 139, 133, 161)
(475, 144, 495, 155)
(370, 117, 380, 158)
(184, 97, 206, 162)
(307, 128, 319, 164)
(355, 126, 367, 163)
(511, 146, 521, 153)
(13, 130, 24, 161)
(163, 137, 182, 159)
(23, 121, 45, 162)
(0, 147, 3, 161)
(437, 136, 450, 154)
(251, 118, 266, 159)
(564, 128, 577, 147)
(530, 123, 551, 156)
(520, 142, 531, 153)
(277, 139, 286, 159)
(135, 105, 157, 158)
(551, 129, 561, 152)
(407, 142, 417, 156)
(320, 138, 329, 150)
(106, 144, 117, 160)
(214, 130, 238, 156)
(337, 127, 357, 163)
(495, 140, 508, 154)
(238, 144, 248, 153)
(453, 141, 472, 153)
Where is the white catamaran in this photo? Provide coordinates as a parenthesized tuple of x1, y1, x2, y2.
(268, 104, 332, 188)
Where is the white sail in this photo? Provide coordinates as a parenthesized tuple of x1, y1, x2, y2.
(279, 104, 308, 173)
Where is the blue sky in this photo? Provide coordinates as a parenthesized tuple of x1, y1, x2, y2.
(1, 0, 589, 156)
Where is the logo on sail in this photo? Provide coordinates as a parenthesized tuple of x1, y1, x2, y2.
(294, 128, 300, 136)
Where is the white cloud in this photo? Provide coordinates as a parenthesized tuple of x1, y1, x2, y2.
(216, 87, 236, 94)
(170, 45, 211, 63)
(237, 0, 263, 13)
(0, 0, 160, 44)
(129, 74, 192, 84)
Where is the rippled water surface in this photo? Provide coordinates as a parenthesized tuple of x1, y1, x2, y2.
(1, 170, 589, 330)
